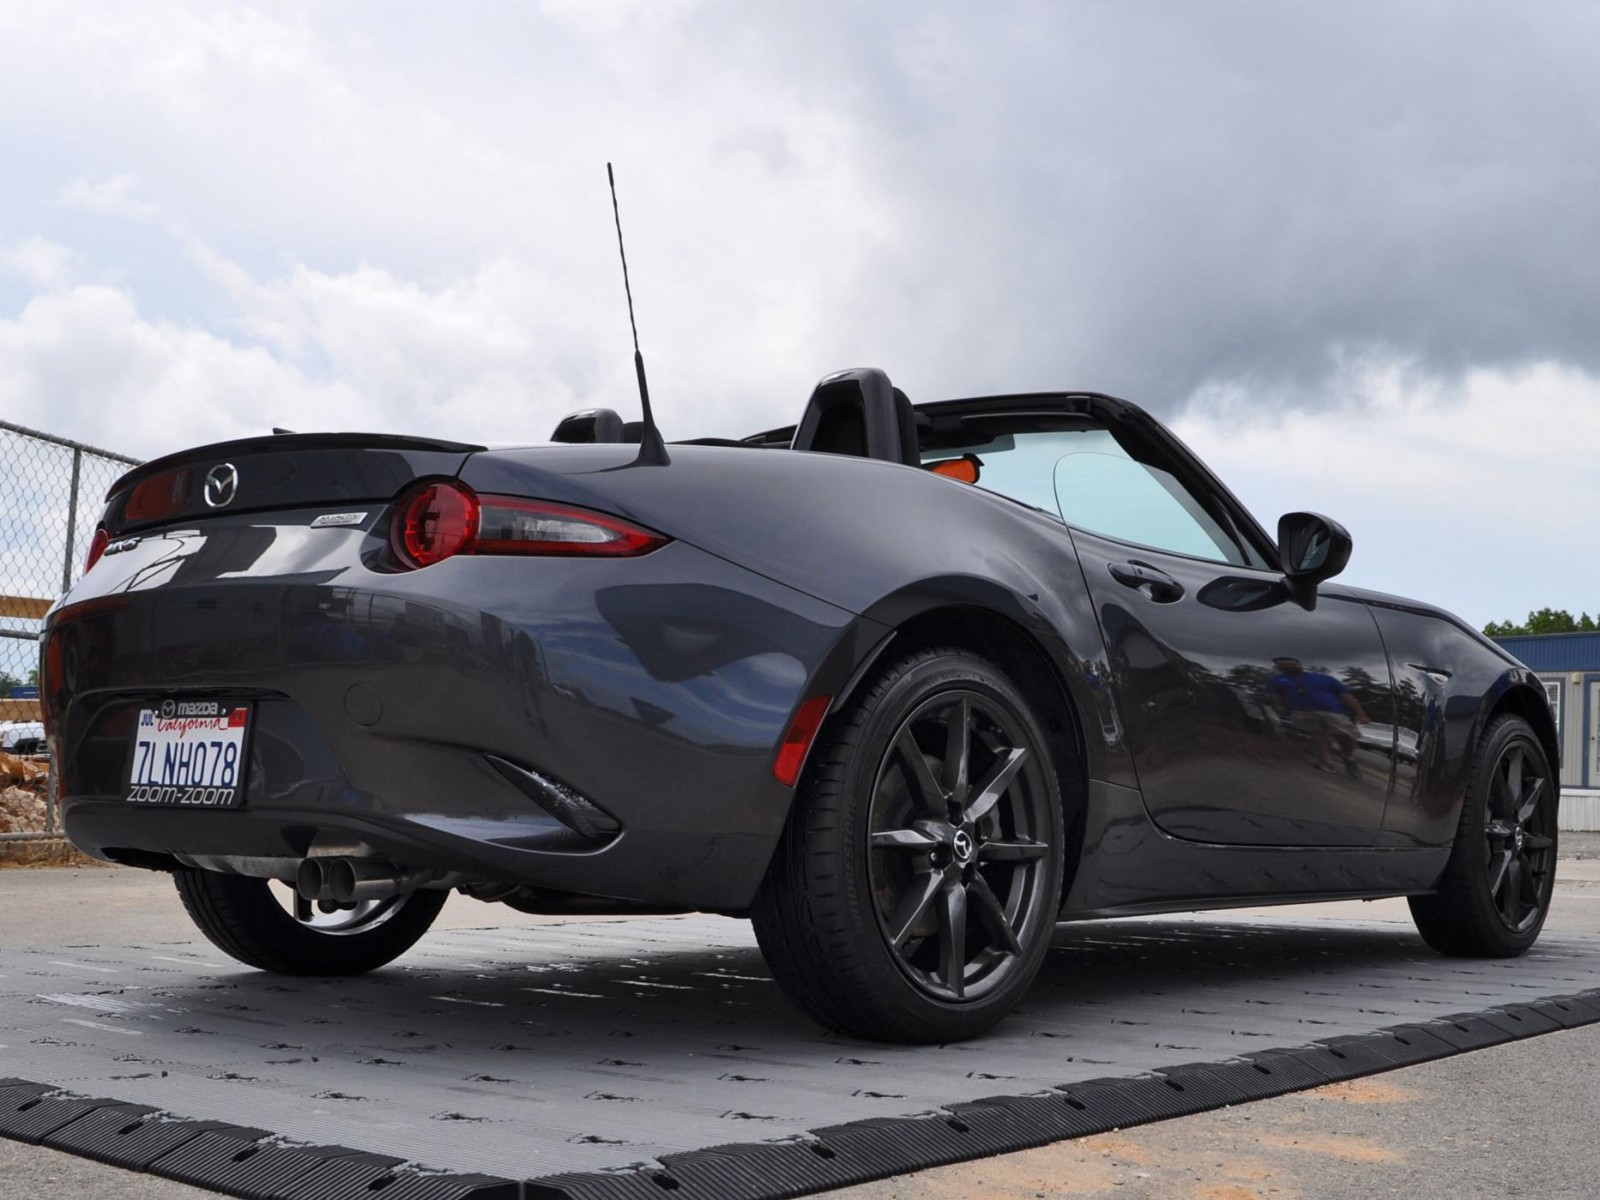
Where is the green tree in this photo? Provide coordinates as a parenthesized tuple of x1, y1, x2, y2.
(1483, 608, 1599, 637)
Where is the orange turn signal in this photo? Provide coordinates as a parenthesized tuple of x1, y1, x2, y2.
(930, 456, 980, 484)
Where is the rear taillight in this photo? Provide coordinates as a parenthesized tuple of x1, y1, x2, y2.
(475, 497, 667, 557)
(84, 526, 109, 573)
(395, 480, 480, 567)
(390, 481, 667, 568)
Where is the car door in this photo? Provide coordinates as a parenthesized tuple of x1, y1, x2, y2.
(1053, 436, 1396, 847)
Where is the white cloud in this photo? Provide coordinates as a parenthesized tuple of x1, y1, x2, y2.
(0, 283, 369, 457)
(58, 174, 154, 218)
(2, 238, 77, 291)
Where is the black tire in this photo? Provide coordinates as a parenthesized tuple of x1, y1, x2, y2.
(1409, 714, 1558, 957)
(752, 647, 1066, 1042)
(173, 869, 447, 975)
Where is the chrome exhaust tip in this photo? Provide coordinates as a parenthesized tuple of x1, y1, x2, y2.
(326, 858, 432, 904)
(295, 858, 332, 902)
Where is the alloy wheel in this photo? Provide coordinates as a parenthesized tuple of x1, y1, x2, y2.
(867, 688, 1053, 1003)
(1482, 737, 1555, 935)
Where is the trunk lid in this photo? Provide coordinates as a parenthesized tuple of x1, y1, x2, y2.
(102, 432, 484, 535)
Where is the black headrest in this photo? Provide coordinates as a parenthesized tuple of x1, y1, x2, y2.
(791, 368, 920, 467)
(551, 408, 626, 444)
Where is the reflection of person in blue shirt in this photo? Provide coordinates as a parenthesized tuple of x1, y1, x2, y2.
(1266, 657, 1370, 778)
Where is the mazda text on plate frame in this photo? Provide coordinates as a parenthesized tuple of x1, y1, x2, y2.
(40, 368, 1560, 1042)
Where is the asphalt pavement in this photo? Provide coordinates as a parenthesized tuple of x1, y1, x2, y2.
(3, 838, 1598, 1199)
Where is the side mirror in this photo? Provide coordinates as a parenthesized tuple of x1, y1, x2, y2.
(1277, 511, 1351, 610)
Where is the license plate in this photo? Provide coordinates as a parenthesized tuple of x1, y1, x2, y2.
(125, 699, 251, 808)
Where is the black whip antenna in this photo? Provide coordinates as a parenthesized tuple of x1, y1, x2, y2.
(607, 163, 669, 466)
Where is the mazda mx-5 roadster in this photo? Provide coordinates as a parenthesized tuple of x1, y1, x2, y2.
(40, 367, 1559, 1042)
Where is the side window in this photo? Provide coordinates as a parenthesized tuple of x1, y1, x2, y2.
(920, 419, 1251, 566)
(1051, 432, 1245, 564)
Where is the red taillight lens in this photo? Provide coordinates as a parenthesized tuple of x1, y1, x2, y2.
(774, 695, 832, 787)
(391, 482, 668, 568)
(475, 497, 667, 557)
(124, 468, 190, 523)
(395, 480, 480, 567)
(84, 526, 110, 573)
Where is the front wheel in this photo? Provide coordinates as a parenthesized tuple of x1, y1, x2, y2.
(173, 869, 447, 975)
(1409, 714, 1557, 957)
(752, 647, 1066, 1042)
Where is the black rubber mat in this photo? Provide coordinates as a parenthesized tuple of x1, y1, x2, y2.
(3, 912, 1599, 1198)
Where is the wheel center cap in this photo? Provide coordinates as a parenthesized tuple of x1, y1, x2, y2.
(951, 829, 975, 864)
(1514, 828, 1526, 852)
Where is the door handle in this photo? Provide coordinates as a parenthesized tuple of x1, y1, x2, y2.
(1107, 560, 1185, 603)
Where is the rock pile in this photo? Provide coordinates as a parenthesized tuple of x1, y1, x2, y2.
(0, 751, 49, 834)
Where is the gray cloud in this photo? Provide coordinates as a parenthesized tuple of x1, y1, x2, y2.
(2, 0, 1597, 450)
(682, 1, 1600, 412)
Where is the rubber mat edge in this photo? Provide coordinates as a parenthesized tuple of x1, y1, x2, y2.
(3, 989, 1598, 1200)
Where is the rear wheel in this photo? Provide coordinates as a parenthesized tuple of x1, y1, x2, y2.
(173, 869, 446, 975)
(752, 647, 1065, 1042)
(1409, 714, 1557, 957)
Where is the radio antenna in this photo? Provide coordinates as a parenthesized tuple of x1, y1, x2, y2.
(607, 163, 669, 466)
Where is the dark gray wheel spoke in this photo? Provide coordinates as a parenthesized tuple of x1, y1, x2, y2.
(887, 870, 945, 949)
(871, 827, 939, 850)
(942, 696, 971, 802)
(1487, 848, 1513, 898)
(1515, 777, 1546, 826)
(1489, 765, 1511, 817)
(895, 730, 947, 816)
(964, 747, 1029, 825)
(979, 837, 1048, 862)
(968, 873, 1022, 956)
(937, 880, 968, 998)
(1485, 819, 1515, 840)
(1505, 747, 1525, 812)
(1524, 834, 1554, 851)
(1501, 857, 1524, 924)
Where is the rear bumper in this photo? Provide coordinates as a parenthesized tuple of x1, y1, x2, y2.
(44, 540, 875, 910)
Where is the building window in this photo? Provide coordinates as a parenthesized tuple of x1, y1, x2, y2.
(1543, 679, 1562, 734)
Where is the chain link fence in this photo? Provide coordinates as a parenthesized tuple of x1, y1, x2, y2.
(1, 419, 141, 841)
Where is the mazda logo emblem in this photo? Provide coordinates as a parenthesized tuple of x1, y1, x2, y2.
(952, 829, 975, 863)
(160, 700, 176, 719)
(203, 463, 239, 508)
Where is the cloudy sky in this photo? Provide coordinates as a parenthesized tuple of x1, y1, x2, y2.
(1, 1, 1596, 628)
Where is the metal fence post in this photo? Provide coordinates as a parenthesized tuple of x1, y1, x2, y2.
(62, 447, 83, 593)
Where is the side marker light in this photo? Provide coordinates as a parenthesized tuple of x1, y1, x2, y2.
(774, 695, 832, 787)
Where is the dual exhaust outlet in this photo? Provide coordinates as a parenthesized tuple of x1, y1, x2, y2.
(295, 857, 431, 905)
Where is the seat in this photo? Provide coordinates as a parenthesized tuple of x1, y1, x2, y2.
(550, 408, 626, 444)
(790, 368, 920, 467)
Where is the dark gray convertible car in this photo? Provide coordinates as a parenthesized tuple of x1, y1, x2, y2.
(40, 368, 1559, 1041)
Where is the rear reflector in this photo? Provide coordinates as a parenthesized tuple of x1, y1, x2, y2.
(774, 695, 832, 787)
